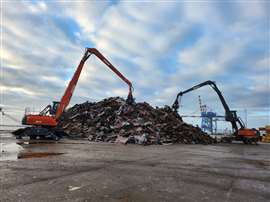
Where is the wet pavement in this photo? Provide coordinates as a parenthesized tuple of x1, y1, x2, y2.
(0, 133, 23, 161)
(0, 132, 270, 202)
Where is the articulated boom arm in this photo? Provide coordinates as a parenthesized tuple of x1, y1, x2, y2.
(55, 48, 134, 120)
(172, 80, 244, 132)
(87, 48, 134, 103)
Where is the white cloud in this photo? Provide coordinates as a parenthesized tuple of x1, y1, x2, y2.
(41, 76, 65, 87)
(27, 1, 47, 13)
(183, 1, 217, 24)
(0, 85, 40, 97)
(58, 1, 110, 40)
(237, 0, 269, 19)
(256, 57, 270, 71)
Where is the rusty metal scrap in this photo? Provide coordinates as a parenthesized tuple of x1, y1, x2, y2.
(58, 97, 215, 144)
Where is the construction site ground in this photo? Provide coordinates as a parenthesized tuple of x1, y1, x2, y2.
(0, 134, 270, 202)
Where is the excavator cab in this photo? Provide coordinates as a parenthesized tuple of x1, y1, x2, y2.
(228, 110, 237, 120)
(225, 110, 238, 124)
(50, 101, 60, 115)
(37, 101, 60, 116)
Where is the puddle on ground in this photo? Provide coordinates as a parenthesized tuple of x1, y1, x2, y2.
(0, 141, 64, 161)
(0, 142, 24, 161)
(18, 152, 64, 159)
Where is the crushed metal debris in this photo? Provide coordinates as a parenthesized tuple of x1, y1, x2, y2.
(58, 97, 215, 145)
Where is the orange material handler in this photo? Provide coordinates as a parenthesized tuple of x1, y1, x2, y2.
(15, 48, 134, 140)
(172, 80, 260, 144)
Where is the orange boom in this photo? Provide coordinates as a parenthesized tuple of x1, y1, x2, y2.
(15, 48, 134, 140)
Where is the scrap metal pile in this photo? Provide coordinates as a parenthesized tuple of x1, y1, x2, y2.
(58, 97, 215, 145)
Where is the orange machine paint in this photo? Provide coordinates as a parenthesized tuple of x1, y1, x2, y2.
(26, 115, 57, 126)
(238, 129, 258, 137)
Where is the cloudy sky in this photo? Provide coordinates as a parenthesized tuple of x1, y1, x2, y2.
(1, 0, 269, 129)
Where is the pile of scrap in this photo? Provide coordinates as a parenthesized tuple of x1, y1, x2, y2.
(58, 97, 215, 145)
(260, 125, 270, 143)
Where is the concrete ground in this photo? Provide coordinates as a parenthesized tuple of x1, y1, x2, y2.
(0, 134, 270, 202)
